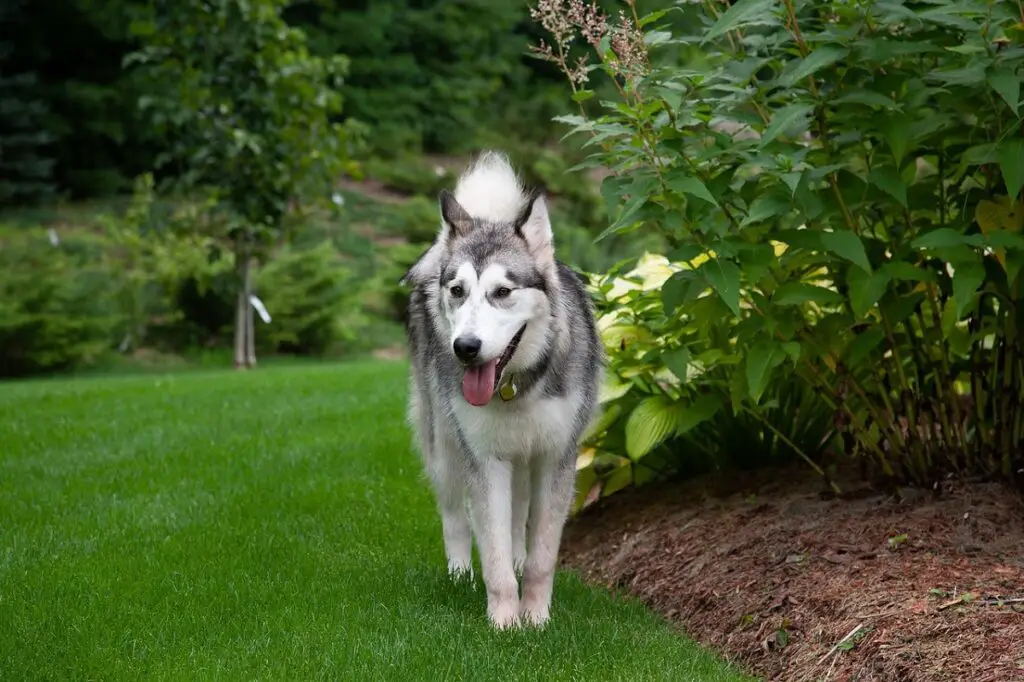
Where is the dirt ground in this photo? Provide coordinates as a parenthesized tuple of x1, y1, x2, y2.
(559, 467, 1024, 682)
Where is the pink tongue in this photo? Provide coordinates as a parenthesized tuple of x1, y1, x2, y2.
(462, 360, 498, 407)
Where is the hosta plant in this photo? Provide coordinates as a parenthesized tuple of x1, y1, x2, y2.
(575, 252, 835, 510)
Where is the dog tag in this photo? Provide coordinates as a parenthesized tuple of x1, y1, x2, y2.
(499, 377, 518, 401)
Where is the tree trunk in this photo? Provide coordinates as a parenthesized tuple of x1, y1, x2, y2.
(234, 242, 252, 369)
(234, 289, 247, 369)
(244, 258, 256, 368)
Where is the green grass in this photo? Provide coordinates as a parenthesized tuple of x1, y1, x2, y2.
(0, 362, 754, 681)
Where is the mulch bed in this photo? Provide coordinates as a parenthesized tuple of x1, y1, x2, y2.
(559, 467, 1024, 682)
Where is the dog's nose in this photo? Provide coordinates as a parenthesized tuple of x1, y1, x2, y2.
(453, 336, 482, 362)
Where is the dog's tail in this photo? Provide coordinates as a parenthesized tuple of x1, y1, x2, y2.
(453, 150, 526, 224)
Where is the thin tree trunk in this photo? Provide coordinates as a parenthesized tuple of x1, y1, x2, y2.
(244, 257, 256, 368)
(234, 289, 247, 369)
(234, 241, 250, 369)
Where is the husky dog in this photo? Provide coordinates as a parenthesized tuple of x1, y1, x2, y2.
(402, 151, 603, 629)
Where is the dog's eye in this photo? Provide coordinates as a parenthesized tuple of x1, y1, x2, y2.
(493, 287, 512, 299)
(450, 285, 464, 298)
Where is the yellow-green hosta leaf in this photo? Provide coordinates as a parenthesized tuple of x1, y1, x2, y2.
(572, 465, 599, 513)
(582, 403, 623, 444)
(624, 394, 722, 461)
(600, 323, 652, 349)
(601, 460, 635, 498)
(625, 397, 680, 461)
(576, 447, 596, 471)
(598, 377, 632, 404)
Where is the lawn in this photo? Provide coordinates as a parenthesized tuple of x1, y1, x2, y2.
(0, 361, 753, 681)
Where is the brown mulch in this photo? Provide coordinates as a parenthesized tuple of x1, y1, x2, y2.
(559, 467, 1024, 682)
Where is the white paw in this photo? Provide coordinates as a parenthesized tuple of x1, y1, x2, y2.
(448, 562, 474, 586)
(488, 599, 522, 630)
(520, 600, 550, 628)
(513, 553, 527, 578)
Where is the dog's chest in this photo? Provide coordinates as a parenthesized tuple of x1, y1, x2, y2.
(453, 396, 577, 460)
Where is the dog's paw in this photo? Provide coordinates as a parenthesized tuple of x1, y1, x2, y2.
(520, 600, 550, 628)
(488, 600, 522, 631)
(448, 562, 475, 587)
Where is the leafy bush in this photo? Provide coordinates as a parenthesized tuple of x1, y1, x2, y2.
(362, 156, 454, 197)
(255, 240, 362, 356)
(0, 230, 120, 377)
(536, 0, 1024, 492)
(575, 254, 835, 508)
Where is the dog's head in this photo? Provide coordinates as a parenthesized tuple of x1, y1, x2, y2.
(433, 187, 555, 407)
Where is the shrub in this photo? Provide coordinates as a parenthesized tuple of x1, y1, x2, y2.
(362, 156, 454, 197)
(0, 230, 120, 377)
(391, 196, 444, 243)
(255, 240, 362, 356)
(535, 0, 1024, 492)
(575, 254, 835, 508)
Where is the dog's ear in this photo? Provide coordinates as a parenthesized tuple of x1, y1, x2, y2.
(439, 190, 474, 240)
(514, 188, 554, 267)
(400, 242, 441, 287)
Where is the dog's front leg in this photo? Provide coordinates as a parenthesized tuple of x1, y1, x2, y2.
(430, 432, 473, 582)
(511, 460, 530, 577)
(521, 449, 576, 627)
(468, 457, 520, 630)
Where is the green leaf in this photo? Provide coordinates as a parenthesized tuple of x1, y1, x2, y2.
(669, 244, 705, 264)
(667, 174, 718, 206)
(884, 261, 937, 283)
(663, 347, 691, 382)
(911, 228, 977, 250)
(821, 230, 872, 273)
(638, 8, 670, 27)
(847, 267, 891, 318)
(746, 342, 786, 404)
(999, 138, 1024, 200)
(844, 328, 885, 366)
(582, 403, 623, 442)
(625, 397, 680, 461)
(702, 258, 742, 316)
(869, 165, 908, 207)
(779, 46, 849, 87)
(761, 104, 814, 146)
(1006, 249, 1024, 288)
(601, 462, 634, 497)
(833, 90, 898, 109)
(772, 282, 844, 306)
(703, 0, 779, 42)
(952, 262, 985, 319)
(662, 270, 700, 316)
(742, 191, 793, 225)
(781, 342, 802, 364)
(780, 171, 803, 195)
(571, 90, 595, 103)
(735, 242, 775, 281)
(878, 113, 911, 166)
(675, 394, 723, 436)
(988, 67, 1021, 117)
(883, 292, 926, 325)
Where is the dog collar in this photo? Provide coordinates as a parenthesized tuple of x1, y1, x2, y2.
(499, 374, 519, 401)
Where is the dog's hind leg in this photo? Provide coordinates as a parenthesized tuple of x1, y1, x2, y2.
(468, 457, 520, 630)
(520, 448, 576, 628)
(429, 429, 474, 583)
(511, 460, 530, 578)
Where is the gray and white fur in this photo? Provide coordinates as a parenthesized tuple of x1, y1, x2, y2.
(402, 151, 603, 629)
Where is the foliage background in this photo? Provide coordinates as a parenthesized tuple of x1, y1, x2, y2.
(5, 0, 1024, 505)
